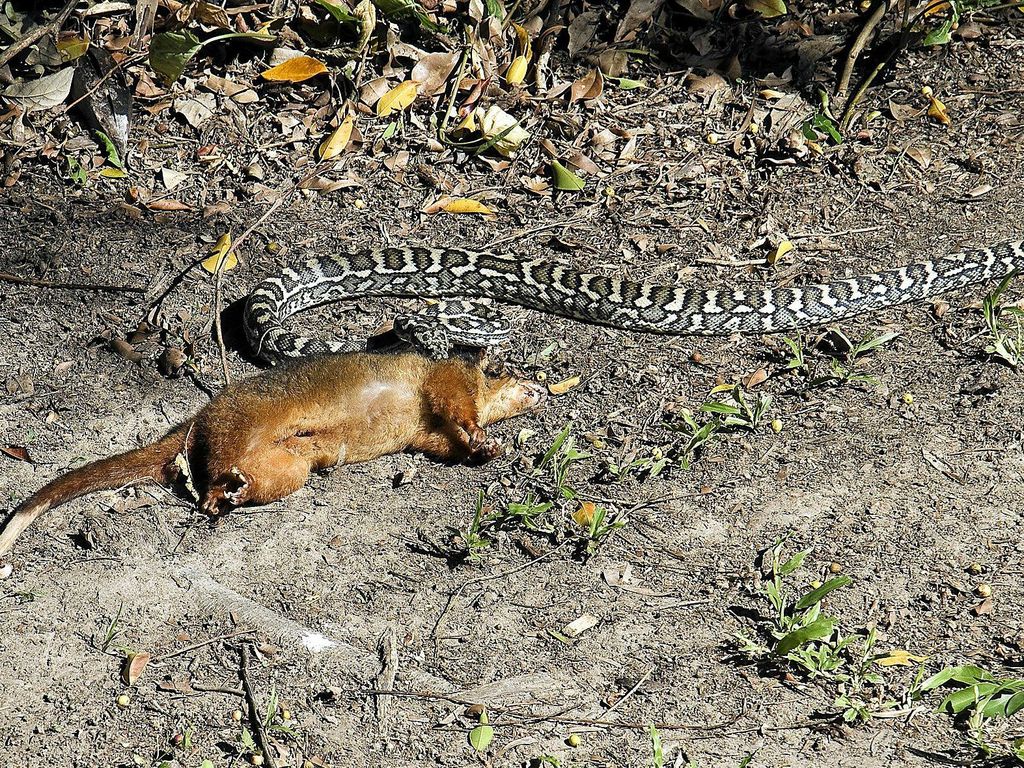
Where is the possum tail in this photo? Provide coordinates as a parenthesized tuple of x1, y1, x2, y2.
(0, 424, 192, 556)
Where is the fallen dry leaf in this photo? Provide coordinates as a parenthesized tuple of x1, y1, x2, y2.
(319, 115, 354, 160)
(876, 649, 929, 667)
(377, 80, 419, 116)
(201, 232, 236, 274)
(411, 52, 458, 96)
(122, 652, 152, 685)
(927, 94, 951, 126)
(562, 614, 599, 638)
(547, 374, 581, 394)
(443, 198, 493, 215)
(1, 444, 33, 463)
(261, 56, 328, 83)
(145, 198, 192, 212)
(572, 500, 597, 527)
(569, 69, 603, 103)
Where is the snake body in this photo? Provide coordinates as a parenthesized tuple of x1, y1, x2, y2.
(244, 240, 1024, 362)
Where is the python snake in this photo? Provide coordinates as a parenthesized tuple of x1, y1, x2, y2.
(244, 239, 1024, 362)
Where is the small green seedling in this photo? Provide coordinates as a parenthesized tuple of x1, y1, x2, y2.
(461, 491, 492, 562)
(735, 541, 852, 676)
(920, 663, 1024, 760)
(982, 273, 1023, 368)
(648, 723, 664, 768)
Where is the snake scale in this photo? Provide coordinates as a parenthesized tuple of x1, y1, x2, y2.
(244, 239, 1024, 363)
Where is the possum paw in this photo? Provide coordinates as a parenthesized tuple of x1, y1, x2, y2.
(201, 467, 252, 516)
(469, 436, 504, 463)
(466, 425, 489, 451)
(223, 467, 251, 504)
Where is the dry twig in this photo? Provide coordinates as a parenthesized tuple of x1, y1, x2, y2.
(0, 272, 145, 293)
(0, 0, 78, 70)
(239, 644, 279, 768)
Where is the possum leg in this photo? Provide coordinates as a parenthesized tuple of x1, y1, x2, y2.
(420, 363, 546, 462)
(201, 446, 313, 515)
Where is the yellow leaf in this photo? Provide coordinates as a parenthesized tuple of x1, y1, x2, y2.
(876, 650, 929, 667)
(201, 233, 236, 274)
(377, 80, 419, 117)
(441, 197, 494, 215)
(927, 95, 950, 126)
(506, 56, 528, 85)
(319, 115, 354, 160)
(572, 501, 597, 527)
(547, 374, 580, 395)
(511, 22, 532, 58)
(99, 167, 127, 179)
(768, 239, 793, 265)
(261, 56, 328, 83)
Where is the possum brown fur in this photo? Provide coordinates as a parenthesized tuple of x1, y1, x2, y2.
(0, 353, 545, 556)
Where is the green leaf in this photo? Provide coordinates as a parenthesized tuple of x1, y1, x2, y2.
(468, 724, 493, 752)
(551, 159, 585, 192)
(240, 727, 257, 751)
(609, 76, 646, 90)
(313, 0, 358, 22)
(1004, 689, 1024, 718)
(648, 723, 664, 768)
(775, 618, 835, 655)
(95, 130, 124, 170)
(149, 29, 274, 83)
(149, 30, 203, 84)
(920, 664, 991, 692)
(200, 762, 215, 768)
(778, 549, 809, 576)
(745, 0, 786, 18)
(483, 0, 505, 20)
(700, 402, 742, 415)
(795, 576, 852, 611)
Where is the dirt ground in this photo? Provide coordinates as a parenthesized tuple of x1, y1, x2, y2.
(3, 23, 1024, 768)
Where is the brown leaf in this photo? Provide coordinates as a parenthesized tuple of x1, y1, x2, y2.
(411, 52, 458, 97)
(971, 597, 994, 616)
(1, 444, 33, 463)
(145, 199, 192, 212)
(742, 368, 768, 388)
(110, 338, 144, 363)
(122, 652, 152, 686)
(569, 69, 603, 103)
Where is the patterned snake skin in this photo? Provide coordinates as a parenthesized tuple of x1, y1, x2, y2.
(244, 240, 1024, 362)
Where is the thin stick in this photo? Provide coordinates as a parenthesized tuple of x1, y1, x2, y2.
(0, 271, 145, 293)
(214, 263, 231, 386)
(153, 629, 255, 662)
(238, 645, 279, 768)
(353, 687, 751, 732)
(837, 0, 889, 98)
(0, 0, 78, 69)
(594, 667, 654, 722)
